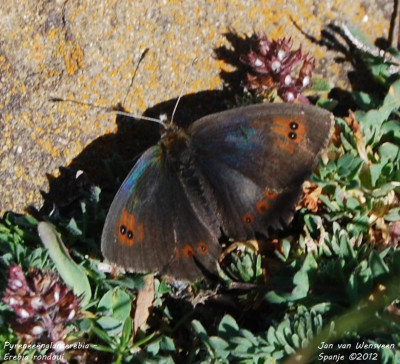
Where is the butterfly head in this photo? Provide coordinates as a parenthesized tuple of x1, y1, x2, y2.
(160, 124, 191, 165)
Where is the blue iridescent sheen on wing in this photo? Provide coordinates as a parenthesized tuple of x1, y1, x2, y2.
(120, 146, 161, 195)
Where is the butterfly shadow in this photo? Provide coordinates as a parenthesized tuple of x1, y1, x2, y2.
(31, 89, 231, 222)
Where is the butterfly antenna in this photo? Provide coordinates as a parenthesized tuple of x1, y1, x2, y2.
(170, 57, 198, 124)
(49, 97, 113, 110)
(112, 110, 167, 127)
(50, 48, 168, 128)
(50, 97, 167, 127)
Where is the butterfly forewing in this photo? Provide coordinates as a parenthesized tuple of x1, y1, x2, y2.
(101, 142, 222, 281)
(101, 146, 178, 273)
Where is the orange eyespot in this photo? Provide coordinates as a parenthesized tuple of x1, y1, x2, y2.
(256, 200, 269, 215)
(126, 230, 135, 246)
(197, 242, 209, 254)
(119, 210, 129, 244)
(183, 244, 196, 258)
(118, 210, 143, 246)
(264, 190, 278, 200)
(289, 118, 305, 142)
(242, 212, 255, 226)
(271, 116, 306, 153)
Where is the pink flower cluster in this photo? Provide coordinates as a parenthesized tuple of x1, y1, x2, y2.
(3, 265, 81, 350)
(241, 35, 315, 103)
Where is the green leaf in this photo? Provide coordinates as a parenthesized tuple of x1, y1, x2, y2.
(218, 315, 239, 340)
(192, 320, 209, 340)
(90, 185, 101, 203)
(304, 215, 322, 237)
(336, 154, 363, 180)
(146, 337, 161, 356)
(37, 221, 91, 305)
(281, 239, 291, 260)
(159, 336, 175, 353)
(96, 316, 122, 331)
(358, 79, 400, 145)
(319, 194, 339, 212)
(347, 263, 373, 303)
(291, 255, 317, 299)
(348, 216, 369, 235)
(352, 91, 380, 110)
(121, 317, 133, 346)
(146, 336, 175, 356)
(308, 77, 331, 92)
(379, 142, 399, 162)
(209, 336, 230, 358)
(368, 250, 389, 279)
(370, 163, 386, 187)
(315, 98, 338, 111)
(385, 207, 400, 221)
(382, 120, 400, 141)
(264, 290, 287, 304)
(66, 217, 83, 236)
(339, 234, 356, 260)
(98, 288, 131, 322)
(345, 197, 360, 210)
(383, 78, 400, 109)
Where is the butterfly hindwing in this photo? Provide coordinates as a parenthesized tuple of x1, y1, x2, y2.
(161, 179, 222, 280)
(189, 103, 333, 238)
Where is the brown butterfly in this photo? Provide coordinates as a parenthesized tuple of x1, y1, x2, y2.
(101, 103, 333, 281)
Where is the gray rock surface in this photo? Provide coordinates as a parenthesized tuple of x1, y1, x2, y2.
(0, 0, 396, 214)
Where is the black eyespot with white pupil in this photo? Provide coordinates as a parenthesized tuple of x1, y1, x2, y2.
(288, 121, 298, 139)
(127, 231, 134, 239)
(120, 225, 127, 235)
